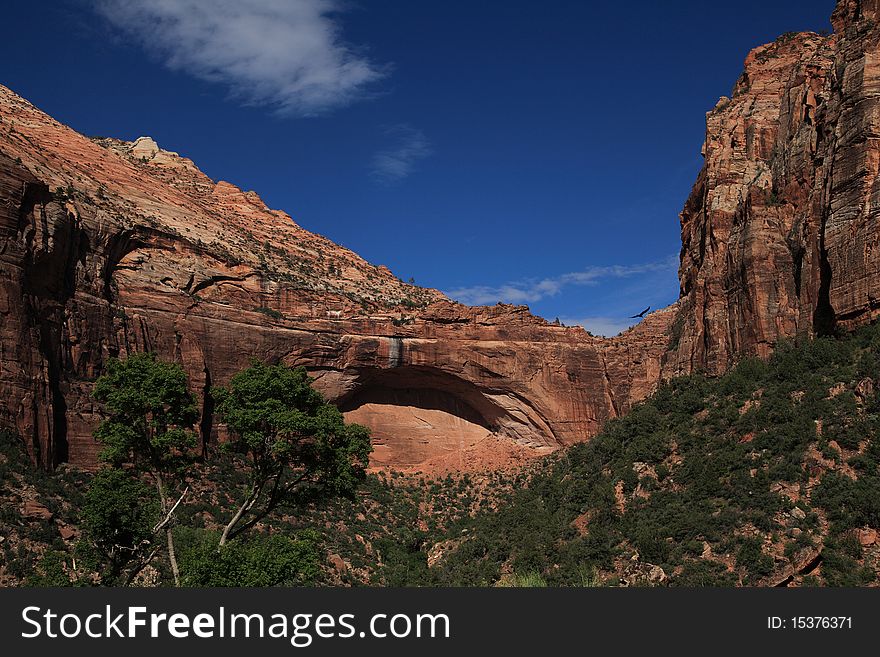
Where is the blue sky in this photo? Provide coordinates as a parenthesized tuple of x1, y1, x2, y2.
(0, 1, 834, 335)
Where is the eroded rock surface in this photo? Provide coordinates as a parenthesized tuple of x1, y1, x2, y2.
(0, 85, 673, 471)
(669, 0, 880, 374)
(3, 1, 878, 471)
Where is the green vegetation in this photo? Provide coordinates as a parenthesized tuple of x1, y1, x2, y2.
(254, 306, 283, 320)
(211, 361, 372, 546)
(77, 468, 159, 584)
(431, 323, 880, 586)
(91, 353, 199, 585)
(53, 184, 76, 203)
(4, 322, 880, 587)
(498, 571, 548, 587)
(177, 528, 320, 586)
(0, 356, 371, 588)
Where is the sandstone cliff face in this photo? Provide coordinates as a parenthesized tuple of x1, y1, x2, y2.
(669, 0, 880, 375)
(6, 0, 878, 472)
(0, 84, 674, 471)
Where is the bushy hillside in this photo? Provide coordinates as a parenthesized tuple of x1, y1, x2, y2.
(0, 430, 519, 586)
(3, 324, 880, 587)
(431, 323, 880, 586)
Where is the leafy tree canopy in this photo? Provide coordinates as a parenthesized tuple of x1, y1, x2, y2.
(93, 352, 199, 472)
(212, 361, 371, 544)
(78, 468, 159, 583)
(91, 352, 199, 585)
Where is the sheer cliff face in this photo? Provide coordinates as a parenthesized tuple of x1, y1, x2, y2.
(669, 0, 880, 375)
(0, 85, 673, 471)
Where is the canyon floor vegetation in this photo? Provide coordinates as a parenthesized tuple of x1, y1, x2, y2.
(2, 322, 880, 587)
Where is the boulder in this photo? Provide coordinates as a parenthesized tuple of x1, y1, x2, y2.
(21, 500, 52, 520)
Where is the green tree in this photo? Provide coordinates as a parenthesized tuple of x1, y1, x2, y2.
(212, 361, 371, 546)
(78, 468, 159, 584)
(92, 352, 199, 584)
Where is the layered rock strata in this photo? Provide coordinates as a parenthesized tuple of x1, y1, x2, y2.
(669, 0, 880, 374)
(4, 0, 879, 470)
(0, 84, 673, 470)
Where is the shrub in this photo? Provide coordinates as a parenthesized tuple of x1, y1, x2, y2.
(178, 528, 320, 587)
(499, 571, 548, 587)
(26, 550, 77, 587)
(253, 306, 283, 320)
(735, 537, 774, 581)
(79, 468, 159, 584)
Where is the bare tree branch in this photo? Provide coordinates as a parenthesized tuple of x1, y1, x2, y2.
(153, 486, 189, 534)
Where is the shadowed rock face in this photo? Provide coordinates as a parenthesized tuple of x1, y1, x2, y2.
(0, 85, 673, 471)
(340, 380, 499, 468)
(668, 0, 880, 375)
(3, 1, 879, 472)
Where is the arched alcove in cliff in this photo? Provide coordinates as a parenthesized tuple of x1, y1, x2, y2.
(335, 365, 560, 469)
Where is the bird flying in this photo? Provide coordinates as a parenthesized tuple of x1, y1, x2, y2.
(630, 306, 651, 319)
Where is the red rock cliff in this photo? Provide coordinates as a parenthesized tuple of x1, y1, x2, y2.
(4, 0, 878, 472)
(0, 84, 673, 471)
(669, 0, 880, 374)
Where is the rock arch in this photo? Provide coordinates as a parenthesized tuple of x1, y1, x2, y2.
(332, 364, 561, 469)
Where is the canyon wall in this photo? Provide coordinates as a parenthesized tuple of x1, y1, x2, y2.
(0, 85, 673, 471)
(668, 0, 880, 375)
(3, 0, 880, 471)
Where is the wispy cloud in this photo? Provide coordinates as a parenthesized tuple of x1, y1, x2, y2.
(557, 316, 639, 338)
(446, 255, 679, 306)
(370, 125, 431, 184)
(92, 0, 387, 116)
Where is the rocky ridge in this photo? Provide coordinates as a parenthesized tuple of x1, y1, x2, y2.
(4, 0, 880, 472)
(669, 0, 880, 374)
(0, 84, 673, 472)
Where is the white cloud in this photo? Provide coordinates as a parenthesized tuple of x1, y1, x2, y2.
(446, 255, 679, 306)
(370, 125, 431, 184)
(93, 0, 387, 116)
